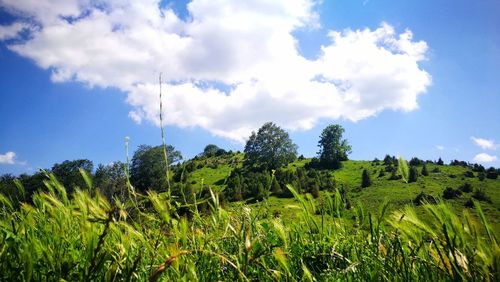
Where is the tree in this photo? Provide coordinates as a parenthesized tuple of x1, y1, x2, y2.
(421, 164, 429, 176)
(361, 169, 372, 188)
(202, 144, 226, 157)
(243, 122, 298, 171)
(130, 145, 182, 192)
(94, 162, 127, 202)
(437, 157, 444, 166)
(51, 159, 94, 194)
(317, 124, 352, 169)
(408, 166, 419, 183)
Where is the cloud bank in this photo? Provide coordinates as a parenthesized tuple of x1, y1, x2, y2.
(0, 0, 431, 142)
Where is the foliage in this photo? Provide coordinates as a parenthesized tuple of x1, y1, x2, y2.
(409, 157, 424, 166)
(361, 169, 372, 188)
(486, 167, 498, 179)
(408, 166, 419, 183)
(202, 144, 226, 157)
(0, 174, 498, 281)
(317, 124, 351, 169)
(398, 156, 409, 183)
(243, 122, 297, 171)
(93, 162, 127, 202)
(421, 164, 429, 176)
(130, 145, 182, 192)
(458, 183, 473, 193)
(51, 159, 93, 194)
(442, 187, 462, 199)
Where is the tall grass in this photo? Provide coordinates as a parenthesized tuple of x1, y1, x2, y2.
(0, 171, 498, 281)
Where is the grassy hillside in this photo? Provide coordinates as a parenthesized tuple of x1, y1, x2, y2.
(180, 155, 500, 234)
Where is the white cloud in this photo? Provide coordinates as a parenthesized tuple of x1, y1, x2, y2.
(0, 151, 16, 164)
(0, 22, 32, 40)
(472, 153, 498, 163)
(0, 0, 431, 142)
(436, 145, 444, 150)
(128, 110, 142, 124)
(471, 136, 498, 150)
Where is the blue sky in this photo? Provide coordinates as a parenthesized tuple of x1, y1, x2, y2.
(1, 0, 499, 175)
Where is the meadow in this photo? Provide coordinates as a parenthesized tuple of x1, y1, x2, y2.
(1, 155, 499, 281)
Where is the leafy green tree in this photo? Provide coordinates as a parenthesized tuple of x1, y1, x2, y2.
(94, 162, 127, 202)
(437, 157, 444, 166)
(130, 145, 182, 192)
(361, 169, 372, 188)
(243, 122, 298, 171)
(317, 124, 352, 169)
(202, 144, 226, 157)
(51, 159, 93, 194)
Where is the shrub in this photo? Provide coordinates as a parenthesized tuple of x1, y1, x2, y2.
(486, 167, 498, 179)
(421, 164, 429, 176)
(464, 198, 474, 208)
(458, 183, 473, 193)
(408, 166, 418, 183)
(478, 171, 486, 181)
(463, 171, 475, 178)
(409, 157, 424, 166)
(413, 192, 437, 205)
(472, 189, 492, 203)
(361, 169, 372, 188)
(442, 187, 462, 199)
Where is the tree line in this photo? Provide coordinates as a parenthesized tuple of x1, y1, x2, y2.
(1, 122, 498, 208)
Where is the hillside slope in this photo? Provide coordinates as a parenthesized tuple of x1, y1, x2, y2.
(176, 154, 500, 233)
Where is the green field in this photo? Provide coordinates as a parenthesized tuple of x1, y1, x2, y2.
(1, 155, 499, 281)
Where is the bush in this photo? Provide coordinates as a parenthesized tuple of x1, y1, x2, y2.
(463, 171, 475, 178)
(432, 167, 441, 173)
(409, 157, 424, 166)
(413, 192, 437, 205)
(458, 183, 473, 193)
(478, 171, 486, 181)
(442, 187, 462, 199)
(408, 166, 418, 183)
(421, 164, 429, 176)
(472, 189, 492, 203)
(361, 169, 372, 188)
(464, 198, 474, 208)
(486, 167, 498, 179)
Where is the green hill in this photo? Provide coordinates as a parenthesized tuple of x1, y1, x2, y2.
(175, 154, 500, 234)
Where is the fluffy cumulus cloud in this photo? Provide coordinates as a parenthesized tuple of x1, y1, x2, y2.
(471, 137, 498, 150)
(0, 0, 431, 142)
(0, 151, 16, 164)
(473, 153, 498, 164)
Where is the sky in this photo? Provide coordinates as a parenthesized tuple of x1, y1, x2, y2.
(0, 0, 499, 175)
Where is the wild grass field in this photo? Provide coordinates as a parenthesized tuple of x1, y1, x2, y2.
(1, 151, 499, 281)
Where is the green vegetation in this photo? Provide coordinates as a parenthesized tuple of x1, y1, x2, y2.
(243, 122, 298, 171)
(317, 124, 351, 169)
(0, 171, 498, 281)
(1, 122, 500, 280)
